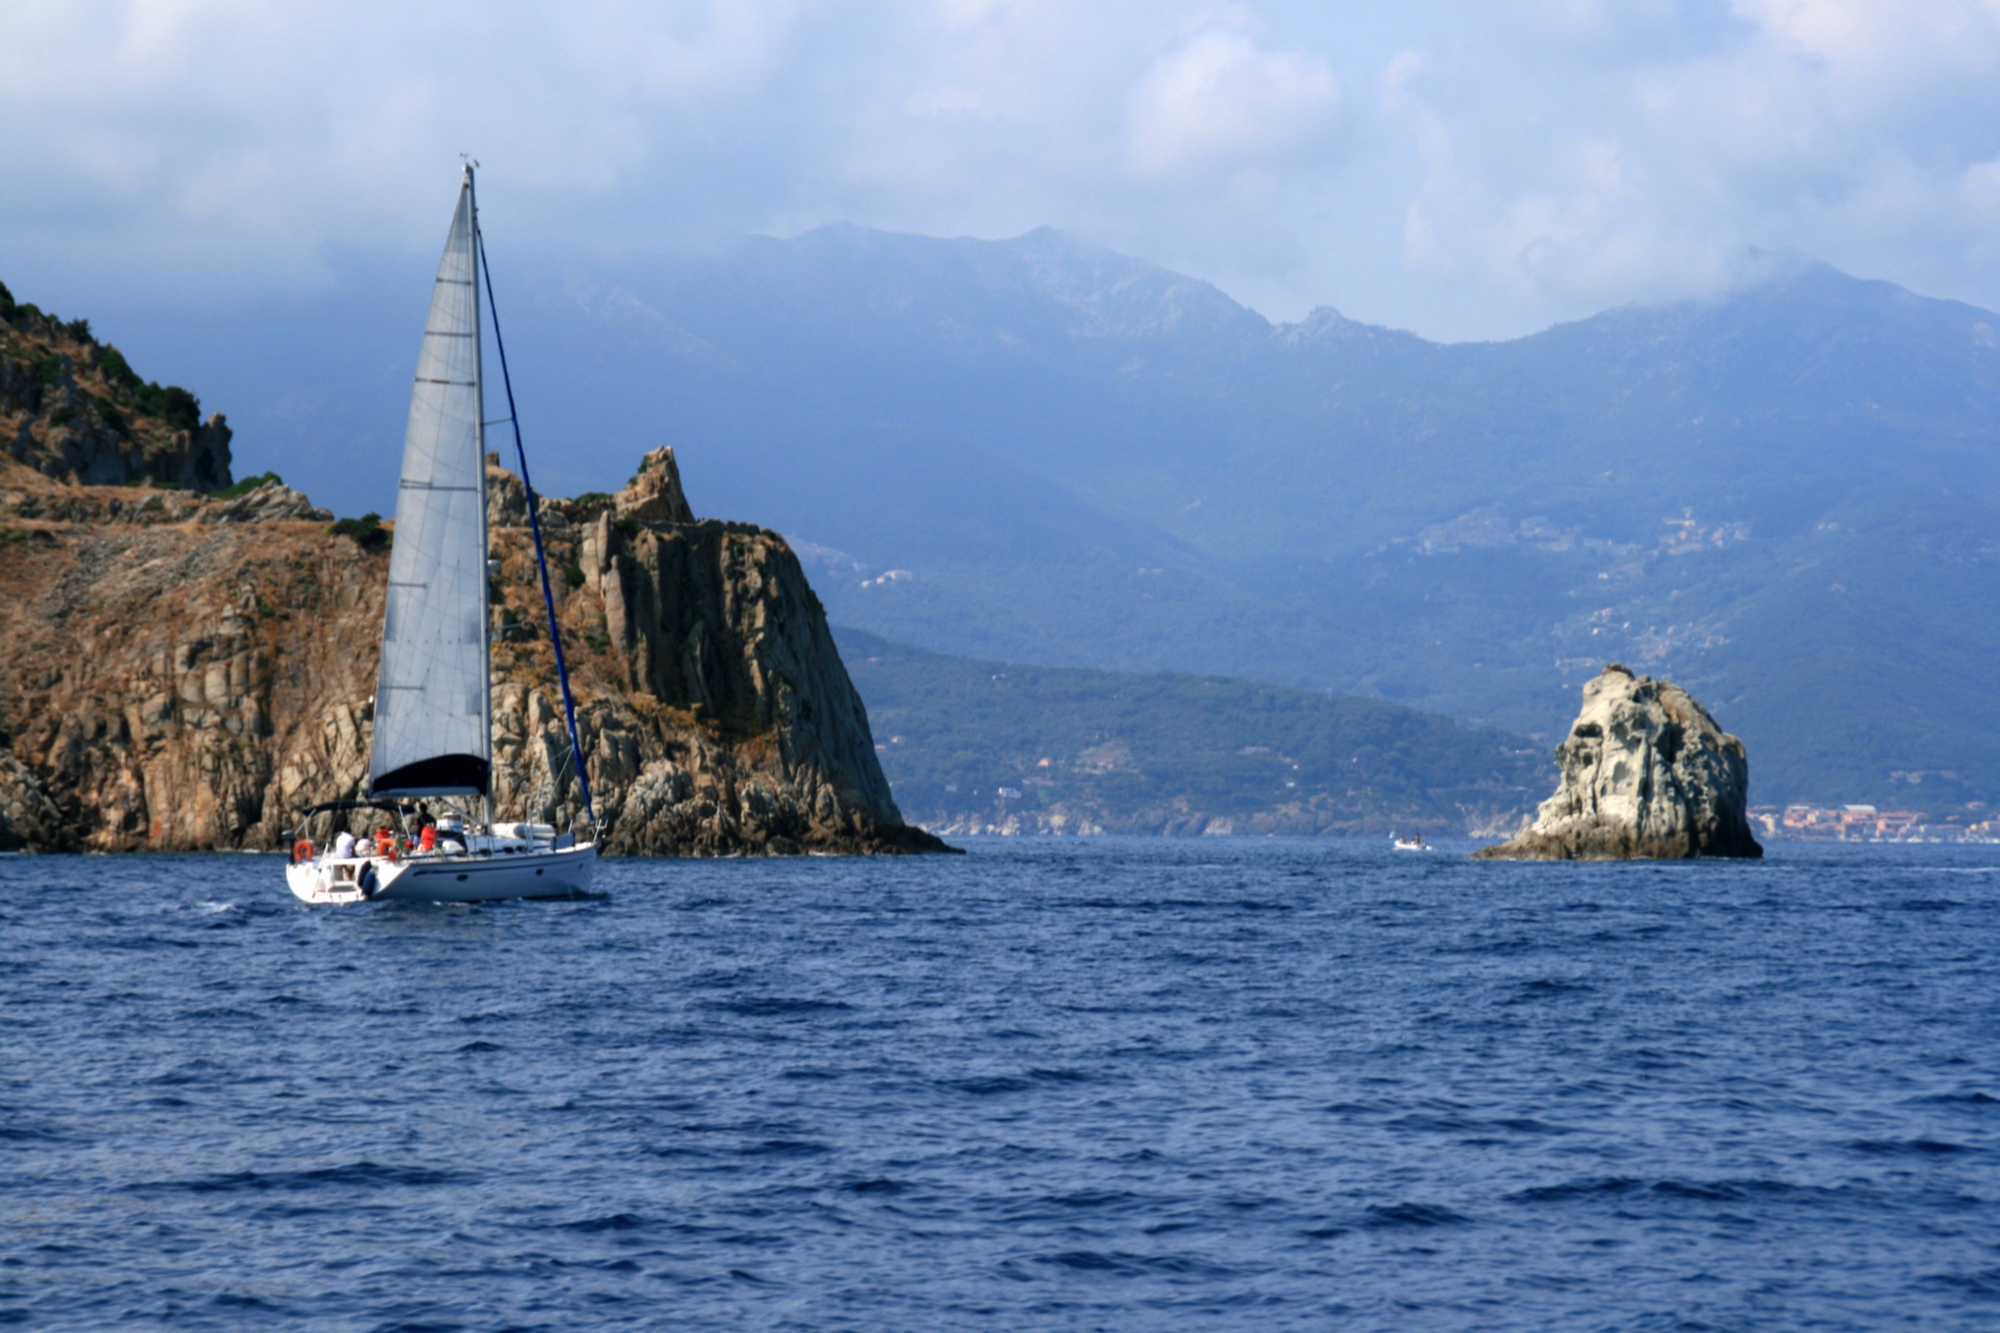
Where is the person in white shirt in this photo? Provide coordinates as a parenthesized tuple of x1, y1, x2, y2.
(334, 829, 357, 860)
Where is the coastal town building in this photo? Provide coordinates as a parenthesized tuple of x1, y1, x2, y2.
(1750, 804, 1999, 842)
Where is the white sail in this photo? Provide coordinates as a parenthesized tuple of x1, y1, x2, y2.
(368, 170, 491, 797)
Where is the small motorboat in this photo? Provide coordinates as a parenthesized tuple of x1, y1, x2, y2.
(1392, 833, 1430, 851)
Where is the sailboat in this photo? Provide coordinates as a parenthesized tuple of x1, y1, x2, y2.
(286, 165, 598, 903)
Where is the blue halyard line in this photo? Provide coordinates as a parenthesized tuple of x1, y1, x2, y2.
(475, 224, 597, 832)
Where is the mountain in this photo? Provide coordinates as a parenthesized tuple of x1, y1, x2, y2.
(42, 233, 2000, 812)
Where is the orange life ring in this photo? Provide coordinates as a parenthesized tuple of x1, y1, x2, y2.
(293, 839, 314, 863)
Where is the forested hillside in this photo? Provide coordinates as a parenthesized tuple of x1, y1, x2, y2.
(839, 628, 1547, 837)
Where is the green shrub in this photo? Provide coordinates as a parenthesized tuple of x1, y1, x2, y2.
(65, 318, 91, 344)
(0, 280, 15, 324)
(98, 345, 139, 390)
(36, 356, 59, 386)
(48, 408, 74, 428)
(330, 513, 391, 552)
(122, 379, 201, 432)
(561, 562, 586, 587)
(160, 385, 200, 432)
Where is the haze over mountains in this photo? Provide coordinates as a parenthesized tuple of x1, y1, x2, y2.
(92, 226, 2000, 812)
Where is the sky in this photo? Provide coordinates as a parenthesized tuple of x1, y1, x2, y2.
(4, 0, 2000, 342)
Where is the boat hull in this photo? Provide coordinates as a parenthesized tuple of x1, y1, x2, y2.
(286, 843, 597, 904)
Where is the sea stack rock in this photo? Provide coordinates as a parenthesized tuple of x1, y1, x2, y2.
(1475, 664, 1761, 860)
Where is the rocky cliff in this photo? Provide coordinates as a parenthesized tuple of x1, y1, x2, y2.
(0, 443, 948, 856)
(2, 282, 233, 490)
(1475, 664, 1761, 860)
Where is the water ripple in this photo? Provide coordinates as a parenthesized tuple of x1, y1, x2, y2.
(2, 838, 1997, 1331)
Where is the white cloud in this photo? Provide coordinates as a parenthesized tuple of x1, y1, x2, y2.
(3, 2, 2000, 338)
(1380, 0, 2000, 332)
(1127, 22, 1339, 178)
(0, 1, 805, 291)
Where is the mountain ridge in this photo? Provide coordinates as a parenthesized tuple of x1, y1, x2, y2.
(31, 230, 2000, 813)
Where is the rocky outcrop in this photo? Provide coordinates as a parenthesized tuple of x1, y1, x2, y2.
(202, 479, 331, 525)
(2, 289, 232, 491)
(0, 751, 63, 851)
(1475, 664, 1761, 860)
(488, 447, 938, 854)
(0, 447, 949, 856)
(613, 446, 696, 525)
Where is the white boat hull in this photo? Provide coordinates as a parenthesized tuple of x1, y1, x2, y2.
(286, 843, 597, 905)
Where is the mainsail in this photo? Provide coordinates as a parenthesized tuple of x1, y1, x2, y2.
(368, 169, 491, 797)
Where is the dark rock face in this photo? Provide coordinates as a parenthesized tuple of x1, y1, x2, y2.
(8, 398, 233, 491)
(0, 751, 62, 851)
(0, 447, 949, 857)
(1475, 664, 1761, 861)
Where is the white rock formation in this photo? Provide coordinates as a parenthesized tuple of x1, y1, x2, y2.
(1476, 664, 1761, 860)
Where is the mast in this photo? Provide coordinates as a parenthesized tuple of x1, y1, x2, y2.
(468, 163, 493, 833)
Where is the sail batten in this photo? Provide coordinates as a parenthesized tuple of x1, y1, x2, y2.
(368, 172, 491, 799)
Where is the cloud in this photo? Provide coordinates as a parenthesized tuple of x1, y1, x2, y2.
(2, 2, 2000, 339)
(0, 1, 810, 291)
(1382, 0, 2000, 329)
(1127, 22, 1339, 178)
(0, 3, 1348, 262)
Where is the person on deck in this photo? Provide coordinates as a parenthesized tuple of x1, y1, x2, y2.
(334, 829, 357, 860)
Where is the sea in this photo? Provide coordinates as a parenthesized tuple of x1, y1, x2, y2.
(3, 838, 1997, 1331)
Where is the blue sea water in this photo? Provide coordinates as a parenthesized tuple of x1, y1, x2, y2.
(2, 838, 1997, 1331)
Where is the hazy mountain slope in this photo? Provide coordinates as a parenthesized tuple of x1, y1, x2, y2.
(1195, 261, 2000, 564)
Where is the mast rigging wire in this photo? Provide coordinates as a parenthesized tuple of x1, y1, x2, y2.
(472, 199, 598, 832)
